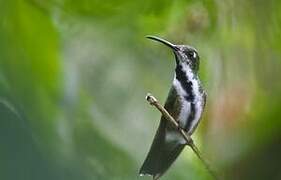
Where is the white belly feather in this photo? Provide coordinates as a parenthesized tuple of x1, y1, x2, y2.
(173, 65, 204, 134)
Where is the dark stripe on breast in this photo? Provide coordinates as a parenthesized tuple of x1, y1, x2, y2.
(175, 65, 194, 101)
(185, 103, 196, 131)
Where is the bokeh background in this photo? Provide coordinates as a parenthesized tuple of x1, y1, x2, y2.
(0, 0, 281, 179)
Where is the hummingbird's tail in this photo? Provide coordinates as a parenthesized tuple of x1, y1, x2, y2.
(139, 120, 185, 179)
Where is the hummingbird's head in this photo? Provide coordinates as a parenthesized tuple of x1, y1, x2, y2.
(146, 35, 200, 72)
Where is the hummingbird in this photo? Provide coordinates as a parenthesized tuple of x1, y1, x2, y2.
(139, 36, 206, 179)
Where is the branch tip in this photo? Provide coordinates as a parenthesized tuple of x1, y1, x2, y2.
(146, 93, 157, 105)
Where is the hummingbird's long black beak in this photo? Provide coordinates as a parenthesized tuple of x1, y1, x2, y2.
(146, 35, 179, 51)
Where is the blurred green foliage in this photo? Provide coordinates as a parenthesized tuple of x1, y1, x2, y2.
(0, 0, 281, 179)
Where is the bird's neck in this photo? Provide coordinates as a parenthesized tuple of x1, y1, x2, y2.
(173, 64, 199, 101)
(175, 64, 197, 81)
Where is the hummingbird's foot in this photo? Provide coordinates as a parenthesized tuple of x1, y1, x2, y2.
(184, 136, 193, 146)
(176, 124, 183, 132)
(176, 121, 185, 131)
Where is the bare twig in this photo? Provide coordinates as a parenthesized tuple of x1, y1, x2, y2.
(146, 93, 219, 180)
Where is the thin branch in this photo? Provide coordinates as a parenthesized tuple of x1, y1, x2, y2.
(146, 93, 219, 180)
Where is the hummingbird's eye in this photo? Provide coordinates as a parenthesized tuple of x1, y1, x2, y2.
(185, 50, 197, 61)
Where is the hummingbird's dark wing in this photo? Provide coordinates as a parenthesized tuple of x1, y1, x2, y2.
(203, 91, 207, 108)
(140, 86, 185, 179)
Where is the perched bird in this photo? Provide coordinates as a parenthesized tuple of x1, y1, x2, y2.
(139, 36, 206, 179)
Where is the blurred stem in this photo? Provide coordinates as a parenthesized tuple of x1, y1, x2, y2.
(145, 93, 219, 180)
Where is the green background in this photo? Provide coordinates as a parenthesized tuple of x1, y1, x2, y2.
(0, 0, 281, 179)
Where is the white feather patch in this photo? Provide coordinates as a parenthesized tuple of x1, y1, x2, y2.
(173, 64, 204, 134)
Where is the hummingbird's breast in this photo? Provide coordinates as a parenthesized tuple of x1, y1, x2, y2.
(173, 64, 205, 134)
